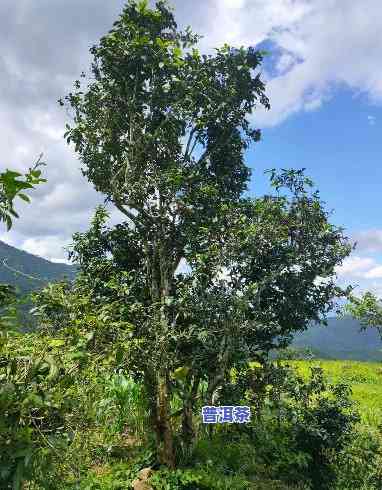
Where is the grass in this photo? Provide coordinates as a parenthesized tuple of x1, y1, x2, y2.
(287, 359, 382, 428)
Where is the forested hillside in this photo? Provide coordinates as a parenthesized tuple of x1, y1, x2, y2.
(0, 240, 77, 294)
(293, 315, 382, 361)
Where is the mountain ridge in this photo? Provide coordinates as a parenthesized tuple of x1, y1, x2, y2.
(292, 315, 382, 362)
(0, 240, 77, 294)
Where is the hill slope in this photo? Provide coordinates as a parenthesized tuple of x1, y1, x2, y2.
(0, 240, 77, 294)
(0, 240, 78, 329)
(293, 316, 382, 362)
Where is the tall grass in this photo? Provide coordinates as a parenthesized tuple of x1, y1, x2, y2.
(97, 373, 150, 440)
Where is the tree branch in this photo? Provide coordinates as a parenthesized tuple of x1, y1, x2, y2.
(113, 197, 139, 225)
(184, 126, 197, 161)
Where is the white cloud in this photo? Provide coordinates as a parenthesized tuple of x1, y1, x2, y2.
(342, 279, 382, 300)
(21, 236, 72, 262)
(29, 112, 64, 141)
(364, 266, 382, 279)
(352, 229, 382, 253)
(335, 256, 376, 277)
(368, 115, 376, 125)
(221, 0, 246, 9)
(205, 0, 311, 54)
(275, 51, 299, 75)
(199, 0, 382, 127)
(334, 254, 382, 300)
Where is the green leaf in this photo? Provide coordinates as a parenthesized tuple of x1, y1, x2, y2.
(48, 339, 66, 348)
(69, 350, 86, 360)
(173, 46, 182, 58)
(18, 193, 30, 203)
(172, 366, 189, 380)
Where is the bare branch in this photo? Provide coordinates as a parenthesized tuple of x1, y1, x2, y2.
(113, 193, 155, 228)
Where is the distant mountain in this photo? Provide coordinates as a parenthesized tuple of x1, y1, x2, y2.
(0, 240, 77, 294)
(292, 316, 382, 362)
(0, 240, 78, 329)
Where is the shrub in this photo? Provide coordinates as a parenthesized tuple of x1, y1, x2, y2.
(149, 468, 207, 490)
(332, 427, 382, 489)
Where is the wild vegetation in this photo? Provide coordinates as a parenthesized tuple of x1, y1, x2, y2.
(1, 1, 382, 489)
(289, 359, 382, 428)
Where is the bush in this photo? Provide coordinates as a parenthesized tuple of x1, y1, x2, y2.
(149, 468, 208, 490)
(332, 427, 382, 489)
(0, 332, 71, 488)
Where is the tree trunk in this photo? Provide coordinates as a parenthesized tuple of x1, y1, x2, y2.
(181, 375, 200, 456)
(145, 194, 177, 468)
(144, 368, 159, 442)
(148, 236, 176, 468)
(181, 399, 194, 455)
(157, 370, 175, 468)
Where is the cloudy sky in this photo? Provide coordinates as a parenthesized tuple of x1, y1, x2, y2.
(1, 0, 382, 298)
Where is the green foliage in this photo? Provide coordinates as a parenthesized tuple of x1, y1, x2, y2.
(289, 359, 382, 428)
(0, 0, 372, 487)
(289, 370, 359, 489)
(343, 291, 382, 339)
(332, 427, 382, 490)
(217, 362, 361, 489)
(0, 284, 19, 334)
(0, 332, 71, 488)
(149, 467, 207, 490)
(74, 462, 139, 489)
(0, 283, 16, 308)
(100, 373, 150, 437)
(58, 0, 356, 468)
(0, 154, 46, 230)
(1, 310, 380, 489)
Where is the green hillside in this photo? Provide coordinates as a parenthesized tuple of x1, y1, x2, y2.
(292, 316, 382, 362)
(0, 240, 77, 294)
(0, 240, 78, 329)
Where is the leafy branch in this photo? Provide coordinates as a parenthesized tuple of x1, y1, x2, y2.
(0, 153, 47, 230)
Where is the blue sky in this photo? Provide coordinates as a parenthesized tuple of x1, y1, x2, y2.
(1, 0, 382, 299)
(246, 81, 382, 298)
(248, 85, 381, 232)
